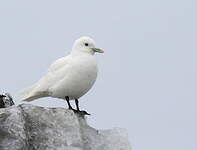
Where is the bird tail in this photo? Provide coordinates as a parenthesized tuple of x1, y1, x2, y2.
(19, 86, 48, 102)
(21, 93, 47, 102)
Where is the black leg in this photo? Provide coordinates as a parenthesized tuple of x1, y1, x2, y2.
(65, 96, 73, 109)
(75, 99, 90, 115)
(75, 99, 80, 111)
(65, 97, 90, 116)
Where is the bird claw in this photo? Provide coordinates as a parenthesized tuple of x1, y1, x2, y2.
(77, 110, 91, 116)
(69, 108, 90, 116)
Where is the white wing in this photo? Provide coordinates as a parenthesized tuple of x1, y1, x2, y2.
(48, 56, 68, 73)
(20, 56, 70, 101)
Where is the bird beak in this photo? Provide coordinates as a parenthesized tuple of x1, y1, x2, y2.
(91, 48, 104, 53)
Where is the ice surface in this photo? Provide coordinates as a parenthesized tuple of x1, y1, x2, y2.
(0, 104, 131, 150)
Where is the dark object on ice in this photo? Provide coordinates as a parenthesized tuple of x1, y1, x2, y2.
(0, 95, 6, 108)
(0, 93, 15, 108)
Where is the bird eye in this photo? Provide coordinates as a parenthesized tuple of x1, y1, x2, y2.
(85, 43, 89, 46)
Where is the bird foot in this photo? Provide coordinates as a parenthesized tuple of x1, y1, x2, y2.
(76, 110, 91, 116)
(69, 108, 90, 116)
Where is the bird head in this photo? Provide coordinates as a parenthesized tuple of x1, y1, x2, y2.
(72, 36, 104, 55)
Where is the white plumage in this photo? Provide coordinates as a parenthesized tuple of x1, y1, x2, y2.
(20, 36, 104, 103)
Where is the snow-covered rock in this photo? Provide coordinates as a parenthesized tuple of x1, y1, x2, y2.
(0, 104, 131, 150)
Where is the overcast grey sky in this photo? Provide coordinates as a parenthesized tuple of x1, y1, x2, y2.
(0, 0, 197, 150)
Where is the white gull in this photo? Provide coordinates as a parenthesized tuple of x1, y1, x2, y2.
(20, 36, 104, 114)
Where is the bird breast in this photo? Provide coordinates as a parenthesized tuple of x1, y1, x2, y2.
(50, 54, 98, 100)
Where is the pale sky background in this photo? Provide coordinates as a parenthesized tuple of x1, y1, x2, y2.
(0, 0, 197, 150)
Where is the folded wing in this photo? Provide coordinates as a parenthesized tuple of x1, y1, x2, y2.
(19, 56, 69, 101)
